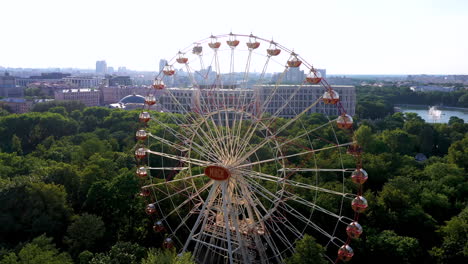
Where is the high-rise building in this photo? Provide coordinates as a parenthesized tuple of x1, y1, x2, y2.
(0, 72, 23, 97)
(159, 59, 168, 73)
(96, 60, 107, 75)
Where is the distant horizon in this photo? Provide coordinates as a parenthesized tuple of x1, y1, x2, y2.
(1, 65, 467, 77)
(1, 0, 467, 75)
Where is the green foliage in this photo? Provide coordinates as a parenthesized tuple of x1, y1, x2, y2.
(64, 214, 105, 256)
(0, 235, 73, 264)
(142, 249, 195, 264)
(367, 230, 421, 263)
(284, 235, 327, 264)
(89, 242, 146, 264)
(78, 250, 94, 264)
(31, 100, 85, 113)
(0, 103, 466, 263)
(0, 182, 72, 246)
(448, 135, 468, 169)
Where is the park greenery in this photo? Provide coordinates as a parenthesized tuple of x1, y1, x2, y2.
(0, 88, 467, 264)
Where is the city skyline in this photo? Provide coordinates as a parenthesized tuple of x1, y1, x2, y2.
(1, 0, 467, 75)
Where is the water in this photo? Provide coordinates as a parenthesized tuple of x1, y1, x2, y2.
(398, 105, 468, 123)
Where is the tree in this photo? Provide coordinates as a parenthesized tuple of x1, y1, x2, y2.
(0, 235, 73, 264)
(88, 242, 146, 264)
(366, 230, 421, 264)
(381, 129, 417, 155)
(142, 249, 195, 264)
(0, 182, 72, 245)
(10, 134, 22, 155)
(447, 135, 468, 169)
(284, 234, 327, 264)
(430, 207, 468, 263)
(78, 251, 94, 264)
(448, 116, 464, 126)
(64, 214, 105, 256)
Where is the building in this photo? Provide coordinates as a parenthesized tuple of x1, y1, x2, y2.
(96, 60, 107, 75)
(101, 85, 148, 105)
(0, 72, 24, 97)
(105, 75, 133, 86)
(55, 88, 100, 106)
(16, 72, 71, 87)
(157, 84, 355, 118)
(63, 76, 103, 88)
(0, 98, 32, 113)
(109, 94, 146, 110)
(257, 84, 355, 117)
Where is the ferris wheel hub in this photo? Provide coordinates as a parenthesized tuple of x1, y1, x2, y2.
(204, 165, 231, 181)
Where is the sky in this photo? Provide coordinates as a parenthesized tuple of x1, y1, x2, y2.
(0, 0, 467, 74)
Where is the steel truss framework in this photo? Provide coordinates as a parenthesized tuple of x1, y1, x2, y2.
(134, 33, 367, 264)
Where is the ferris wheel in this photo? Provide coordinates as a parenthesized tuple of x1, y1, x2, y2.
(134, 33, 368, 263)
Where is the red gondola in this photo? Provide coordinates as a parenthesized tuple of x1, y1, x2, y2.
(135, 148, 147, 159)
(346, 221, 363, 239)
(146, 203, 157, 215)
(176, 52, 188, 64)
(306, 71, 322, 84)
(136, 166, 148, 178)
(322, 89, 340, 104)
(145, 95, 156, 106)
(336, 114, 353, 129)
(153, 220, 165, 232)
(351, 168, 368, 184)
(208, 36, 221, 49)
(163, 65, 175, 76)
(351, 196, 368, 213)
(136, 130, 147, 140)
(139, 112, 151, 122)
(287, 53, 302, 68)
(152, 79, 165, 90)
(337, 245, 354, 261)
(163, 237, 174, 249)
(227, 33, 240, 48)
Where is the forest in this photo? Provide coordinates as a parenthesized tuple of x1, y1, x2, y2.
(0, 90, 467, 263)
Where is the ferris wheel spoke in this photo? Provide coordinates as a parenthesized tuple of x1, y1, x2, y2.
(164, 92, 226, 160)
(148, 133, 189, 152)
(236, 142, 353, 169)
(278, 168, 349, 172)
(182, 181, 221, 253)
(147, 150, 209, 166)
(236, 178, 291, 263)
(150, 117, 214, 161)
(220, 182, 236, 264)
(241, 177, 306, 251)
(152, 184, 196, 204)
(142, 173, 205, 188)
(239, 169, 349, 197)
(275, 119, 336, 148)
(259, 68, 288, 114)
(159, 180, 213, 222)
(283, 190, 348, 220)
(279, 202, 336, 241)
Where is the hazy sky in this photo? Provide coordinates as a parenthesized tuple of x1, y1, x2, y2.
(1, 0, 467, 74)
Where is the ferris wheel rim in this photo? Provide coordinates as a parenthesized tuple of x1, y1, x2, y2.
(137, 33, 365, 263)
